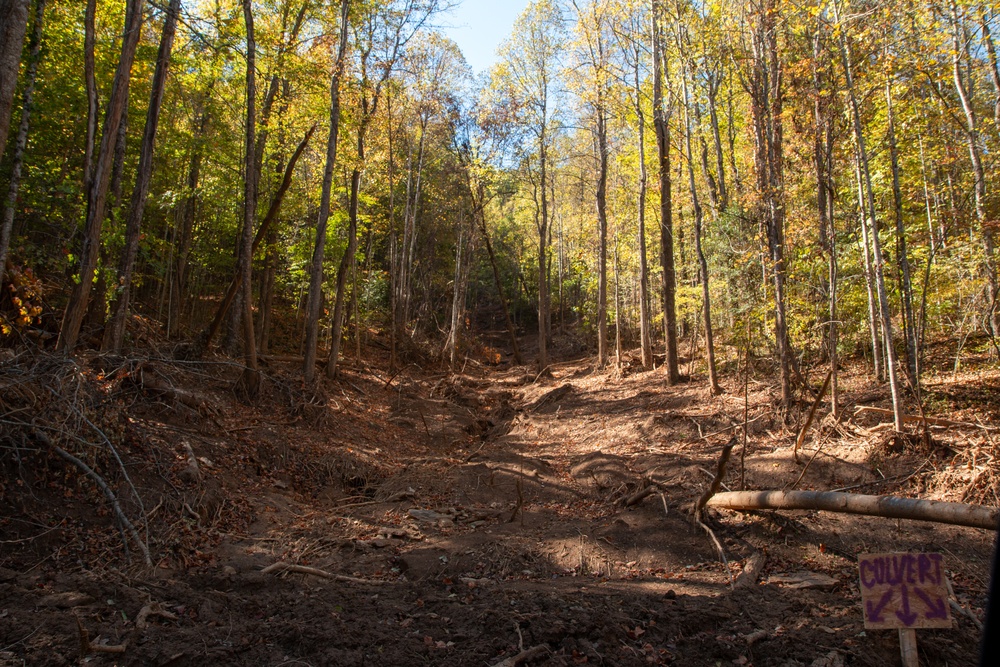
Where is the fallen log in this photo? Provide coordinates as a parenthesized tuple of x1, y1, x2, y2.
(706, 490, 999, 530)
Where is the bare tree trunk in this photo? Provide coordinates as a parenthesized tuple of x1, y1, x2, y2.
(536, 126, 550, 371)
(325, 164, 361, 379)
(444, 227, 464, 369)
(812, 29, 838, 416)
(0, 0, 29, 161)
(653, 0, 679, 383)
(748, 0, 790, 407)
(191, 125, 314, 355)
(235, 0, 260, 397)
(885, 77, 917, 383)
(0, 0, 44, 287)
(596, 104, 608, 369)
(103, 0, 181, 353)
(302, 0, 349, 382)
(82, 0, 96, 187)
(707, 73, 728, 211)
(57, 0, 144, 352)
(854, 155, 883, 381)
(837, 1, 903, 431)
(951, 2, 999, 349)
(476, 191, 522, 365)
(682, 70, 720, 394)
(636, 70, 652, 369)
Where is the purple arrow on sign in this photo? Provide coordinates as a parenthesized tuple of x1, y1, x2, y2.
(896, 584, 919, 626)
(914, 587, 949, 620)
(866, 589, 893, 622)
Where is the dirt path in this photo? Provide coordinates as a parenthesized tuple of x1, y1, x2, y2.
(0, 352, 995, 666)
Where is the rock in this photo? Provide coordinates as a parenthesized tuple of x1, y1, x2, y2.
(407, 509, 451, 524)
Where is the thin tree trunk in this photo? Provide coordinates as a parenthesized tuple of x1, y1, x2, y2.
(325, 163, 361, 379)
(103, 0, 181, 353)
(0, 0, 44, 287)
(234, 0, 260, 396)
(257, 227, 276, 353)
(885, 77, 917, 383)
(980, 9, 1000, 137)
(57, 0, 144, 352)
(838, 1, 903, 431)
(193, 125, 314, 354)
(302, 0, 349, 382)
(653, 0, 679, 383)
(596, 104, 608, 369)
(0, 0, 29, 161)
(952, 2, 999, 348)
(82, 0, 96, 188)
(683, 71, 720, 394)
(537, 124, 549, 371)
(635, 56, 652, 370)
(855, 153, 884, 382)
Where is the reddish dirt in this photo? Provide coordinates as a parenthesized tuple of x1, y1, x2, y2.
(0, 340, 996, 666)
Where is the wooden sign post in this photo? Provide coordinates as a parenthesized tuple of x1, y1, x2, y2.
(858, 552, 952, 667)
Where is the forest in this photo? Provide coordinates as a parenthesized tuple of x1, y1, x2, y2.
(0, 0, 999, 665)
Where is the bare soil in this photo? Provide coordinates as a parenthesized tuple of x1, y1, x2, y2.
(0, 338, 997, 666)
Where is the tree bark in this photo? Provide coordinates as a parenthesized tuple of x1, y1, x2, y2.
(707, 490, 999, 531)
(82, 0, 96, 187)
(748, 0, 790, 407)
(0, 0, 44, 288)
(596, 103, 608, 369)
(235, 0, 260, 396)
(682, 70, 720, 394)
(57, 0, 144, 352)
(632, 46, 652, 370)
(951, 3, 999, 349)
(652, 0, 679, 383)
(103, 0, 181, 353)
(885, 77, 917, 383)
(302, 0, 349, 382)
(837, 2, 903, 431)
(0, 0, 29, 161)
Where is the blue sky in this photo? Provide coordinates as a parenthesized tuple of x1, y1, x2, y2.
(441, 0, 531, 76)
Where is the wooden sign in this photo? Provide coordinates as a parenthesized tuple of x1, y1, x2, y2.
(858, 552, 952, 630)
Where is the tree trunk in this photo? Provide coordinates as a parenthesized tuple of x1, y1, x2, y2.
(103, 0, 180, 353)
(683, 71, 720, 394)
(57, 0, 144, 352)
(536, 125, 550, 371)
(885, 77, 917, 383)
(596, 104, 608, 369)
(0, 0, 44, 287)
(652, 0, 679, 383)
(748, 0, 790, 407)
(855, 155, 884, 382)
(0, 0, 29, 161)
(257, 226, 276, 353)
(952, 3, 999, 349)
(193, 125, 314, 355)
(325, 164, 361, 379)
(706, 490, 999, 531)
(635, 59, 652, 370)
(302, 0, 349, 382)
(235, 0, 260, 397)
(82, 0, 96, 187)
(838, 3, 904, 431)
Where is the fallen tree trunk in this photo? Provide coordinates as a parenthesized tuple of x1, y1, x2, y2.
(853, 405, 997, 430)
(706, 490, 998, 530)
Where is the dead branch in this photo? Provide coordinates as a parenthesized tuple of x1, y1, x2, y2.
(706, 490, 999, 530)
(493, 644, 549, 667)
(42, 433, 151, 565)
(793, 370, 832, 463)
(692, 436, 737, 520)
(135, 602, 178, 630)
(75, 614, 127, 656)
(261, 561, 388, 584)
(135, 365, 208, 410)
(853, 405, 998, 430)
